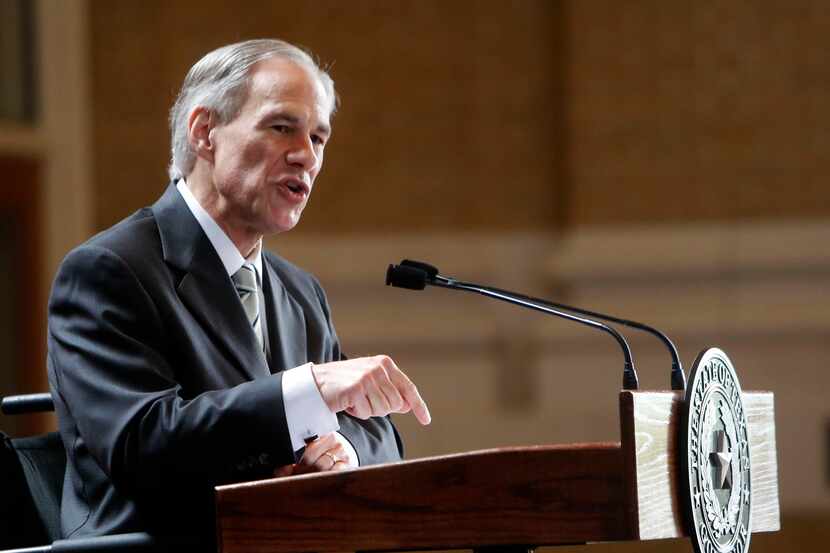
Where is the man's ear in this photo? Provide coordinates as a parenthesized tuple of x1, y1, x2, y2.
(188, 107, 216, 163)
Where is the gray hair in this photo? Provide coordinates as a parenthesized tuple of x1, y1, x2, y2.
(168, 39, 336, 180)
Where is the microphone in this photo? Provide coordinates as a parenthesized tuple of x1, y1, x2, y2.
(384, 264, 427, 290)
(386, 262, 640, 391)
(398, 259, 685, 392)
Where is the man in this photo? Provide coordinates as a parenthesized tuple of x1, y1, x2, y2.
(47, 39, 429, 547)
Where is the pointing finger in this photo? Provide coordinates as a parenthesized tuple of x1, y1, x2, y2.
(382, 360, 430, 425)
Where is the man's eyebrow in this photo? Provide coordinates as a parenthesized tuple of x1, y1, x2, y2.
(263, 111, 299, 124)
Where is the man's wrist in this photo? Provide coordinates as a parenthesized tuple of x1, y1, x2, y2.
(309, 361, 339, 413)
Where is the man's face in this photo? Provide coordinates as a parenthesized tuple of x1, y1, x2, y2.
(207, 57, 332, 237)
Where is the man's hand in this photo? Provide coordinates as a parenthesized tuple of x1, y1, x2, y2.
(296, 432, 351, 473)
(311, 355, 431, 425)
(273, 432, 352, 477)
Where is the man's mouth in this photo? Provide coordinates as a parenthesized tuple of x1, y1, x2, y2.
(278, 178, 310, 199)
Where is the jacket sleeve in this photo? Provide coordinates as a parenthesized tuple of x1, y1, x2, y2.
(309, 275, 405, 464)
(47, 245, 296, 493)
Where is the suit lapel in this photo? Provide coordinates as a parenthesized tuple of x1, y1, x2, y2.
(261, 260, 307, 373)
(152, 184, 270, 381)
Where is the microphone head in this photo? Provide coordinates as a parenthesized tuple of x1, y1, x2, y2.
(400, 259, 439, 279)
(386, 264, 428, 290)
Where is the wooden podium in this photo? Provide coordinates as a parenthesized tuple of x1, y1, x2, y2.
(214, 391, 780, 553)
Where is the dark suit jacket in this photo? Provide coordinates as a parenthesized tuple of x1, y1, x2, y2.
(47, 185, 402, 546)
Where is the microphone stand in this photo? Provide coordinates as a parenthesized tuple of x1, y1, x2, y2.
(386, 263, 639, 391)
(461, 282, 685, 391)
(399, 259, 684, 392)
(428, 276, 640, 391)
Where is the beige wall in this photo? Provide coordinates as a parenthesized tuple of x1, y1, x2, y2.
(271, 220, 828, 553)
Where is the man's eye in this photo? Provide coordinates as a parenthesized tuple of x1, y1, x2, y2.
(272, 125, 291, 133)
(311, 134, 326, 146)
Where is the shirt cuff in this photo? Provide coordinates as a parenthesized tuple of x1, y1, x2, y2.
(282, 362, 339, 452)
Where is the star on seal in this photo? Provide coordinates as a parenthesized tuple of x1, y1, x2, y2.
(710, 430, 733, 490)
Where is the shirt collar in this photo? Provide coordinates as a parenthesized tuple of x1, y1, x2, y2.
(176, 179, 263, 281)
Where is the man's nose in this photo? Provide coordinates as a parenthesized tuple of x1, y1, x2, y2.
(285, 135, 318, 170)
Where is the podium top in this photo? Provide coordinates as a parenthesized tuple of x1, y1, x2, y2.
(215, 391, 779, 553)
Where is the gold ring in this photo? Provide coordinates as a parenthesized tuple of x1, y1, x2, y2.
(323, 452, 338, 466)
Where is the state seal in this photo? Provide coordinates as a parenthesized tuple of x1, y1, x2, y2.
(681, 348, 752, 553)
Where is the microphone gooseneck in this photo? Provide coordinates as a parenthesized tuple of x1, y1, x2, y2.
(386, 262, 640, 391)
(460, 283, 685, 391)
(394, 259, 686, 392)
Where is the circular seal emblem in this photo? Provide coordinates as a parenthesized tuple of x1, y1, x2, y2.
(682, 348, 752, 553)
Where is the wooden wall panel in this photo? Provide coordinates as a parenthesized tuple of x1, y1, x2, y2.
(0, 156, 45, 435)
(90, 0, 562, 233)
(90, 1, 830, 234)
(565, 0, 830, 225)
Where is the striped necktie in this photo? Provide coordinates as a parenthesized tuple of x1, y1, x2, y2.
(231, 263, 263, 348)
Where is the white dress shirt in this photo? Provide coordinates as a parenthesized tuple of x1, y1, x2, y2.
(176, 179, 357, 465)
